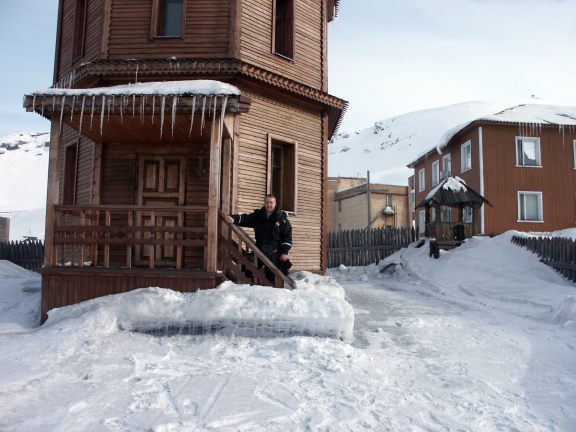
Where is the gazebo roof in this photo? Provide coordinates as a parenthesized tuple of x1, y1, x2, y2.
(416, 176, 491, 209)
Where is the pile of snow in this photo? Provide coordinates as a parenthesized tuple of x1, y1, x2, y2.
(551, 296, 576, 328)
(0, 132, 49, 240)
(0, 260, 37, 279)
(45, 272, 354, 341)
(0, 261, 40, 331)
(442, 176, 467, 193)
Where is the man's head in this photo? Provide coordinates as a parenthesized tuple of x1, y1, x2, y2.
(264, 194, 277, 214)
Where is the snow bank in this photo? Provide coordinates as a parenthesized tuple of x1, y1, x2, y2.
(551, 296, 576, 328)
(0, 261, 40, 331)
(45, 272, 354, 341)
(0, 260, 37, 279)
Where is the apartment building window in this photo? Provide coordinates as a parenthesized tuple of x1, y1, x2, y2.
(461, 140, 472, 172)
(72, 0, 88, 60)
(518, 192, 543, 222)
(516, 137, 541, 167)
(386, 194, 393, 206)
(432, 160, 440, 186)
(273, 0, 294, 59)
(463, 206, 473, 224)
(418, 168, 425, 192)
(418, 210, 425, 234)
(442, 153, 451, 178)
(153, 0, 184, 38)
(268, 134, 297, 212)
(441, 206, 452, 223)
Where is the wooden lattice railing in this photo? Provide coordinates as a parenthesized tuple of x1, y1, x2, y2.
(217, 211, 295, 289)
(426, 222, 473, 241)
(52, 205, 208, 269)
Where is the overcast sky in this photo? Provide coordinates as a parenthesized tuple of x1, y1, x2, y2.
(0, 0, 575, 137)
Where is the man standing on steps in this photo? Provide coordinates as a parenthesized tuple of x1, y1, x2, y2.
(224, 194, 292, 278)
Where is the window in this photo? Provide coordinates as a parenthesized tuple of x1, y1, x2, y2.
(518, 192, 543, 222)
(441, 206, 452, 223)
(463, 206, 473, 224)
(268, 134, 297, 212)
(418, 210, 425, 234)
(386, 194, 393, 206)
(516, 137, 541, 167)
(430, 207, 436, 222)
(338, 200, 342, 212)
(273, 0, 294, 59)
(63, 142, 78, 205)
(153, 0, 184, 38)
(461, 140, 472, 172)
(442, 153, 451, 179)
(432, 160, 440, 186)
(72, 0, 88, 60)
(410, 189, 415, 206)
(418, 168, 425, 192)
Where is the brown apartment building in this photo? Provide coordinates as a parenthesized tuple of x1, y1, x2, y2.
(408, 104, 576, 237)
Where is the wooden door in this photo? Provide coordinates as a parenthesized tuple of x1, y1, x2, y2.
(137, 155, 186, 267)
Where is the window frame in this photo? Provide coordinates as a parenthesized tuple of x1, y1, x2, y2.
(151, 0, 186, 39)
(272, 0, 295, 61)
(431, 160, 440, 186)
(418, 210, 425, 234)
(72, 0, 88, 62)
(267, 133, 298, 214)
(515, 136, 542, 168)
(62, 141, 79, 205)
(461, 140, 472, 172)
(517, 191, 543, 223)
(441, 205, 452, 223)
(463, 206, 473, 224)
(418, 168, 425, 192)
(442, 153, 451, 178)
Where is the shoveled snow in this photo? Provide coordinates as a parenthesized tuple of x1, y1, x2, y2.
(1, 230, 575, 430)
(31, 80, 240, 97)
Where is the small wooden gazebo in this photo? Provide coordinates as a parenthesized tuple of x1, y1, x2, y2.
(416, 176, 491, 256)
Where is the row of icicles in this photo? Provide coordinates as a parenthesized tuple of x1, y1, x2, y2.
(31, 93, 229, 141)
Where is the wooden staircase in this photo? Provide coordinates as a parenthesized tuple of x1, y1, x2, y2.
(218, 211, 296, 289)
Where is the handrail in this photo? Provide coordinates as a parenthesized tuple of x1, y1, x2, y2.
(218, 210, 295, 289)
(55, 204, 209, 212)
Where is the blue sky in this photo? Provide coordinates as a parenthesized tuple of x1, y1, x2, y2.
(0, 0, 575, 136)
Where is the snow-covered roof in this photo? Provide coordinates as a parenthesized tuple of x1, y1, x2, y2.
(31, 80, 240, 97)
(417, 176, 489, 209)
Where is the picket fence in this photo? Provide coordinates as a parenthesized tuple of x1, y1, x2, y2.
(511, 235, 576, 283)
(0, 240, 44, 271)
(328, 227, 415, 268)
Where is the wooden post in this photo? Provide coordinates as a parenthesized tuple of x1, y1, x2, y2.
(43, 121, 62, 267)
(206, 114, 222, 272)
(366, 170, 372, 229)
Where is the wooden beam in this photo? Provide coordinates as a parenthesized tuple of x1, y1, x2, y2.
(229, 0, 242, 58)
(206, 117, 222, 271)
(320, 111, 329, 272)
(100, 0, 112, 58)
(43, 121, 62, 267)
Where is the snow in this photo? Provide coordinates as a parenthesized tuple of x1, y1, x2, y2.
(1, 231, 575, 430)
(442, 176, 467, 193)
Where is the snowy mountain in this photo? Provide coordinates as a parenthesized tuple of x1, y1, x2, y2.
(328, 100, 569, 185)
(0, 132, 50, 241)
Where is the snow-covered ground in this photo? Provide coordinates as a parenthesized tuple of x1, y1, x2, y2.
(1, 231, 575, 431)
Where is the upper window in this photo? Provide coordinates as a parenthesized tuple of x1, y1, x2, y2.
(273, 0, 294, 59)
(442, 153, 451, 179)
(418, 168, 425, 192)
(461, 140, 472, 172)
(432, 160, 440, 186)
(153, 0, 184, 38)
(72, 0, 88, 60)
(268, 134, 298, 212)
(518, 191, 543, 222)
(516, 137, 541, 167)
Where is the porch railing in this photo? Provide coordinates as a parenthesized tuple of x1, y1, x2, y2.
(426, 222, 473, 241)
(217, 211, 295, 289)
(52, 205, 208, 270)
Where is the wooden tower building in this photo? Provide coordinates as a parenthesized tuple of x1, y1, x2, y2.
(24, 0, 346, 320)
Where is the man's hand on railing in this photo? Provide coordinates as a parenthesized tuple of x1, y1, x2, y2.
(224, 215, 234, 225)
(279, 254, 289, 262)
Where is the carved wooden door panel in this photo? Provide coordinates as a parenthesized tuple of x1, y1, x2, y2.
(137, 155, 186, 267)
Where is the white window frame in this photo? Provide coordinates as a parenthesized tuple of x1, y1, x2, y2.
(441, 205, 452, 223)
(431, 160, 440, 186)
(430, 207, 436, 222)
(461, 140, 472, 172)
(418, 168, 425, 192)
(515, 136, 541, 168)
(517, 191, 543, 223)
(410, 189, 415, 206)
(418, 210, 425, 234)
(463, 206, 473, 224)
(442, 153, 451, 178)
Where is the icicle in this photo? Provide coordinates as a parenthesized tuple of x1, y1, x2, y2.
(70, 95, 76, 122)
(160, 96, 166, 139)
(135, 64, 139, 83)
(219, 96, 228, 143)
(59, 95, 66, 133)
(132, 94, 136, 117)
(111, 95, 115, 114)
(140, 95, 145, 124)
(90, 96, 96, 130)
(212, 95, 218, 119)
(107, 96, 112, 121)
(100, 95, 106, 136)
(188, 96, 197, 137)
(52, 96, 56, 115)
(151, 96, 156, 124)
(200, 96, 207, 135)
(171, 96, 178, 138)
(79, 96, 86, 136)
(120, 96, 124, 123)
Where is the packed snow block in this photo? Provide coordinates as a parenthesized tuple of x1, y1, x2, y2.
(45, 272, 355, 341)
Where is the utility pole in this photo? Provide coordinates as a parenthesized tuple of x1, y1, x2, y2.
(367, 170, 372, 229)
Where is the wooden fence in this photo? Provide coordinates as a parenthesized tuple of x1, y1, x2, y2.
(511, 235, 576, 283)
(0, 240, 44, 271)
(328, 227, 415, 268)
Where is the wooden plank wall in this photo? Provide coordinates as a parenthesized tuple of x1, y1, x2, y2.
(241, 0, 324, 89)
(236, 84, 323, 271)
(107, 0, 230, 59)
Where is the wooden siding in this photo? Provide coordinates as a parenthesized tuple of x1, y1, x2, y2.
(57, 0, 104, 82)
(482, 124, 576, 234)
(107, 0, 230, 59)
(236, 84, 324, 271)
(240, 0, 324, 89)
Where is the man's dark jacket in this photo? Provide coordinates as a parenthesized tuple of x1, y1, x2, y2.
(232, 207, 292, 255)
